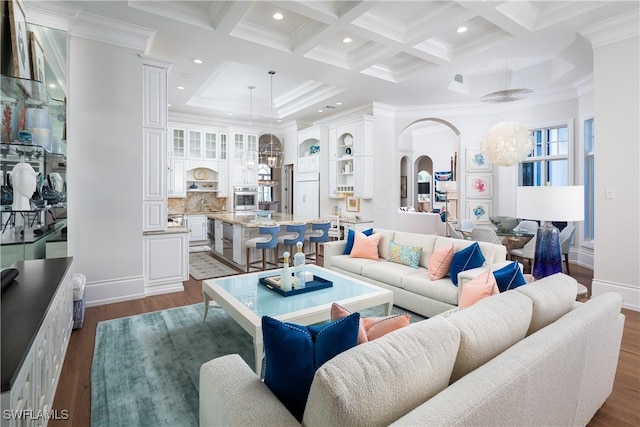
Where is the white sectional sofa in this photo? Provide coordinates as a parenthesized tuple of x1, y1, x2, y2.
(323, 228, 511, 318)
(199, 273, 625, 427)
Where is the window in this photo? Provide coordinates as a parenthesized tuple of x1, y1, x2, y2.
(584, 118, 595, 240)
(258, 164, 272, 202)
(520, 125, 569, 186)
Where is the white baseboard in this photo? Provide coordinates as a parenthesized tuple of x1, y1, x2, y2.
(592, 278, 640, 312)
(145, 282, 184, 297)
(85, 275, 146, 307)
(572, 247, 594, 270)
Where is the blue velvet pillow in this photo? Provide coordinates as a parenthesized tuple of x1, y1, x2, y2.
(449, 242, 486, 286)
(262, 313, 360, 421)
(494, 261, 527, 292)
(343, 228, 373, 254)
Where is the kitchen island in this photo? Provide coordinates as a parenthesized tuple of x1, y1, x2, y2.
(206, 212, 373, 268)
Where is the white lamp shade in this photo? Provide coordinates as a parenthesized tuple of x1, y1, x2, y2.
(516, 186, 584, 222)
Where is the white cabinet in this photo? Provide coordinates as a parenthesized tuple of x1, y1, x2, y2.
(142, 61, 169, 231)
(170, 128, 186, 158)
(143, 232, 188, 296)
(295, 180, 319, 219)
(298, 126, 321, 173)
(188, 130, 220, 160)
(231, 132, 258, 186)
(217, 161, 229, 197)
(328, 116, 373, 199)
(1, 260, 73, 427)
(186, 214, 207, 242)
(168, 158, 186, 198)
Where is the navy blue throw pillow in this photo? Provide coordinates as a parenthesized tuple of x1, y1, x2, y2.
(494, 261, 527, 292)
(449, 242, 486, 286)
(343, 228, 373, 254)
(262, 313, 360, 421)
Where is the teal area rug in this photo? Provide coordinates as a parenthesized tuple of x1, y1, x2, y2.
(91, 302, 425, 427)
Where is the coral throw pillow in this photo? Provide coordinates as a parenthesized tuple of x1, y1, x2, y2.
(428, 244, 455, 280)
(458, 269, 499, 309)
(349, 231, 381, 260)
(331, 303, 410, 345)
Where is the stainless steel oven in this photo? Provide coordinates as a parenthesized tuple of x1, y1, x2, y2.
(233, 186, 258, 212)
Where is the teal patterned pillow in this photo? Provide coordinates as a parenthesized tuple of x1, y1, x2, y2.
(388, 241, 422, 268)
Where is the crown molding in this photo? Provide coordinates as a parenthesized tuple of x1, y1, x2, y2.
(69, 11, 156, 53)
(579, 10, 640, 49)
(573, 74, 594, 97)
(313, 103, 373, 126)
(139, 55, 173, 70)
(372, 102, 398, 119)
(23, 1, 81, 31)
(128, 0, 215, 31)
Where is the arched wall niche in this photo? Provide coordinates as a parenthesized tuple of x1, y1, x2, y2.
(397, 118, 460, 212)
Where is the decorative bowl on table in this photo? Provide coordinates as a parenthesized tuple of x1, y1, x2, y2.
(489, 216, 520, 233)
(253, 210, 274, 218)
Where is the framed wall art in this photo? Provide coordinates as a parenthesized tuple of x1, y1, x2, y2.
(466, 200, 492, 223)
(346, 196, 360, 213)
(8, 0, 31, 80)
(466, 148, 492, 172)
(29, 31, 45, 84)
(466, 174, 493, 198)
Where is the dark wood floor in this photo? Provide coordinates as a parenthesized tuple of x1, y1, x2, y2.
(50, 260, 639, 426)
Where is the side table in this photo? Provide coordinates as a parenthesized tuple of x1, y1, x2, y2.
(523, 274, 588, 300)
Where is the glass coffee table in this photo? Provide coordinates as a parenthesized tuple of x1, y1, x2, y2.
(202, 264, 393, 377)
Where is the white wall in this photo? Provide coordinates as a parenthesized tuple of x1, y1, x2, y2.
(592, 36, 640, 310)
(68, 37, 145, 305)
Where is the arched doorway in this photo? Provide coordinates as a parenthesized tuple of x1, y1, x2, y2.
(398, 118, 460, 214)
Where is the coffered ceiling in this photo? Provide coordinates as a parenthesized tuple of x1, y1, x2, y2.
(31, 1, 640, 125)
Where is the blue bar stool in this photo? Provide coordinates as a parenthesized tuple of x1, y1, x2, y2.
(245, 224, 280, 272)
(304, 221, 330, 261)
(277, 223, 307, 260)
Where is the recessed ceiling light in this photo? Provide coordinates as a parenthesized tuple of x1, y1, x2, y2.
(273, 12, 283, 20)
(336, 101, 342, 106)
(318, 109, 323, 113)
(167, 104, 171, 107)
(193, 59, 203, 64)
(343, 37, 352, 43)
(177, 86, 184, 90)
(277, 119, 282, 123)
(456, 26, 468, 33)
(48, 83, 56, 88)
(228, 112, 233, 116)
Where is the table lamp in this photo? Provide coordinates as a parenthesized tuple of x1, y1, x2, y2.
(516, 186, 584, 279)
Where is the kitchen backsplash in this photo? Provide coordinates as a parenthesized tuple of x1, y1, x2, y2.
(168, 194, 227, 214)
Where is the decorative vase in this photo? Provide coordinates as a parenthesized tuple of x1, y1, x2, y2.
(532, 221, 562, 280)
(280, 252, 292, 292)
(294, 242, 306, 289)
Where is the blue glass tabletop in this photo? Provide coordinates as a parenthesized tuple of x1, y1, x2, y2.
(209, 265, 378, 318)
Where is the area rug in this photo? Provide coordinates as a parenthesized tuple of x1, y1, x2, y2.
(188, 252, 239, 280)
(188, 245, 211, 253)
(91, 303, 424, 427)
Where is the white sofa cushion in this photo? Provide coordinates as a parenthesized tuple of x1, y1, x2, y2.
(303, 317, 461, 427)
(361, 261, 424, 288)
(516, 272, 578, 335)
(446, 290, 533, 383)
(331, 255, 379, 275)
(373, 229, 395, 259)
(401, 272, 459, 305)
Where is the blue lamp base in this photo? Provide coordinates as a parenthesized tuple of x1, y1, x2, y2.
(532, 221, 563, 280)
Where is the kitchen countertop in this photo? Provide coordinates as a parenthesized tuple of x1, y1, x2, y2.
(206, 212, 372, 228)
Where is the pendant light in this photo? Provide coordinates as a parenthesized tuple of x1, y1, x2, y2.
(259, 70, 283, 169)
(480, 61, 534, 166)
